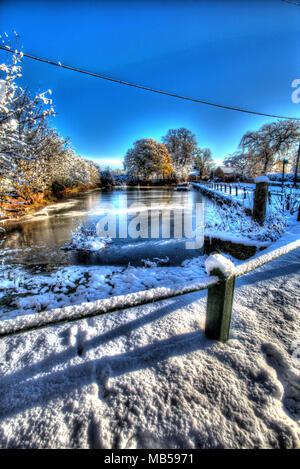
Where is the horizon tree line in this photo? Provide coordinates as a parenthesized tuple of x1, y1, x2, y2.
(123, 120, 300, 184)
(124, 128, 214, 183)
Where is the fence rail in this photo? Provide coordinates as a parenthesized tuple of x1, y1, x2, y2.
(235, 238, 300, 277)
(0, 239, 299, 342)
(202, 181, 300, 200)
(0, 276, 219, 338)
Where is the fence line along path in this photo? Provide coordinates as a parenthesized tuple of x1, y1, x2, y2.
(0, 239, 299, 342)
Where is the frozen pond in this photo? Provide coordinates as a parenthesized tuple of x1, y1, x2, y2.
(0, 187, 212, 268)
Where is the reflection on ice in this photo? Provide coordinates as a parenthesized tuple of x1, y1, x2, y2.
(1, 188, 206, 267)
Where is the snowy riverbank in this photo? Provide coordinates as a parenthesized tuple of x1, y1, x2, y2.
(1, 212, 299, 322)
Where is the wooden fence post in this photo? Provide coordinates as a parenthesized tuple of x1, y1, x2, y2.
(243, 187, 246, 199)
(253, 176, 269, 225)
(235, 186, 238, 196)
(205, 255, 236, 343)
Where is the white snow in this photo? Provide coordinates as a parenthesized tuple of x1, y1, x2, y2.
(0, 255, 212, 321)
(0, 192, 299, 448)
(205, 230, 271, 248)
(205, 253, 236, 278)
(0, 244, 299, 448)
(236, 238, 300, 277)
(255, 176, 270, 184)
(62, 225, 112, 252)
(0, 276, 219, 337)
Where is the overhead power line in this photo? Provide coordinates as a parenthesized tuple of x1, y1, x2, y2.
(281, 0, 300, 6)
(0, 45, 299, 121)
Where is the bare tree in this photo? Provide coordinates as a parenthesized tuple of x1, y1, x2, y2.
(223, 151, 253, 178)
(162, 128, 197, 180)
(194, 148, 214, 178)
(240, 120, 300, 175)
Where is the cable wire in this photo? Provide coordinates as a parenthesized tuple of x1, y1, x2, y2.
(0, 45, 299, 120)
(281, 0, 300, 6)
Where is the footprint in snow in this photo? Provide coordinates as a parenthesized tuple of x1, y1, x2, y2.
(262, 342, 300, 419)
(91, 361, 113, 400)
(68, 325, 88, 357)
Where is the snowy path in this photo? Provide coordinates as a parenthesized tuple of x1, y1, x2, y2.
(0, 248, 299, 448)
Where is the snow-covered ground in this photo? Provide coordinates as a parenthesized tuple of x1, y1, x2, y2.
(0, 245, 299, 448)
(0, 257, 210, 321)
(0, 221, 299, 448)
(194, 182, 299, 242)
(193, 181, 300, 213)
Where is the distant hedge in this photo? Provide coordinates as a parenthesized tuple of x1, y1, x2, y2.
(266, 173, 300, 183)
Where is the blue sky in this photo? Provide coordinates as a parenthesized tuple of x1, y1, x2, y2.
(0, 0, 299, 168)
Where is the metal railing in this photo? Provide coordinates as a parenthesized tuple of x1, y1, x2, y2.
(0, 239, 299, 342)
(198, 181, 300, 202)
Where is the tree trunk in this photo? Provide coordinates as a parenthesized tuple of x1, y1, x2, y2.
(263, 150, 271, 174)
(294, 143, 300, 187)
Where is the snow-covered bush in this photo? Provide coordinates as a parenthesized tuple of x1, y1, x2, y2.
(267, 173, 300, 183)
(62, 224, 112, 251)
(269, 187, 300, 217)
(205, 202, 287, 242)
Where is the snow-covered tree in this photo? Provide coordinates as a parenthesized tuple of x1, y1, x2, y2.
(0, 34, 53, 213)
(44, 141, 100, 195)
(223, 151, 254, 178)
(194, 147, 214, 178)
(162, 128, 197, 180)
(240, 120, 300, 176)
(0, 34, 101, 212)
(124, 138, 173, 182)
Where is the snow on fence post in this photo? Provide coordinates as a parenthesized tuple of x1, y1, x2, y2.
(253, 176, 269, 225)
(205, 254, 236, 343)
